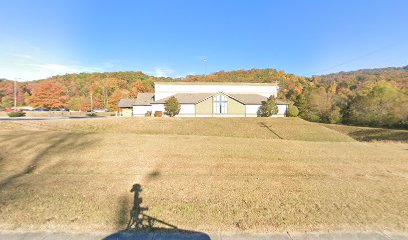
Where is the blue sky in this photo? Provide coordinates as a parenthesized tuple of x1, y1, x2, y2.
(1, 0, 408, 80)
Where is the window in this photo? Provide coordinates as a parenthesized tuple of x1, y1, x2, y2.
(213, 95, 228, 114)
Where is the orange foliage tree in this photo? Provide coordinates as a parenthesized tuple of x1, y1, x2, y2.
(29, 81, 68, 108)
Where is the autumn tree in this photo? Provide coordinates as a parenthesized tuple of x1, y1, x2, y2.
(109, 89, 129, 111)
(0, 81, 25, 107)
(129, 80, 151, 98)
(300, 87, 342, 123)
(345, 81, 408, 128)
(29, 81, 68, 109)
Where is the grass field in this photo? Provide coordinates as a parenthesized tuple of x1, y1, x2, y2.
(0, 117, 407, 233)
(321, 123, 408, 142)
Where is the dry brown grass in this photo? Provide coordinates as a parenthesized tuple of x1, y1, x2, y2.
(0, 118, 407, 233)
(1, 117, 355, 142)
(321, 123, 408, 142)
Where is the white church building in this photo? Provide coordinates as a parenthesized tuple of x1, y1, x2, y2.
(118, 82, 289, 117)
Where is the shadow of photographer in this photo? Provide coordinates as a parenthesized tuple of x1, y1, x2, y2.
(104, 183, 210, 240)
(126, 183, 178, 230)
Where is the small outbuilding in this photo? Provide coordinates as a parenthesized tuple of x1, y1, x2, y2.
(118, 98, 136, 117)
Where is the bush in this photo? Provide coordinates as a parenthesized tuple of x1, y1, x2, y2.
(145, 111, 152, 117)
(86, 113, 97, 117)
(7, 112, 26, 117)
(259, 96, 278, 117)
(308, 114, 321, 122)
(164, 96, 181, 117)
(287, 105, 299, 117)
(154, 111, 163, 117)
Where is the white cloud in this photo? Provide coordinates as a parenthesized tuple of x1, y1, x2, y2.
(27, 63, 100, 74)
(197, 56, 208, 62)
(0, 62, 105, 81)
(186, 71, 196, 76)
(13, 54, 32, 59)
(0, 40, 108, 81)
(153, 66, 175, 77)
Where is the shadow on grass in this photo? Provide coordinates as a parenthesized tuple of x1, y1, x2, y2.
(258, 122, 283, 139)
(348, 128, 408, 142)
(0, 132, 96, 190)
(104, 183, 211, 240)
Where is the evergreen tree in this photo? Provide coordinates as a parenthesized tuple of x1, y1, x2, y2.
(164, 96, 181, 117)
(259, 96, 278, 117)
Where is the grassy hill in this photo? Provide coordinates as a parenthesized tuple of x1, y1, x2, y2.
(321, 123, 408, 142)
(0, 118, 407, 232)
(3, 117, 354, 142)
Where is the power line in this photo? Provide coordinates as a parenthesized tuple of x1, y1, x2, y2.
(316, 41, 403, 75)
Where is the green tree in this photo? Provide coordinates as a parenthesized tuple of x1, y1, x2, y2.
(345, 81, 408, 128)
(294, 94, 309, 118)
(287, 105, 299, 117)
(68, 97, 82, 111)
(164, 96, 180, 117)
(259, 96, 278, 117)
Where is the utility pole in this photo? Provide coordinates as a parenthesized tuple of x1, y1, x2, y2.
(90, 92, 93, 112)
(14, 79, 17, 111)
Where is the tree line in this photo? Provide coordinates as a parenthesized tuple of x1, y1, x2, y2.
(0, 66, 407, 128)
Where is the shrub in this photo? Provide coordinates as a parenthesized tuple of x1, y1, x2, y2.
(327, 107, 342, 124)
(287, 105, 299, 117)
(145, 111, 152, 117)
(308, 114, 321, 122)
(7, 112, 26, 117)
(86, 113, 97, 117)
(164, 96, 180, 117)
(154, 111, 163, 117)
(259, 96, 278, 117)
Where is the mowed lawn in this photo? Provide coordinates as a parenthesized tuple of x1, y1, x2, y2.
(0, 117, 407, 233)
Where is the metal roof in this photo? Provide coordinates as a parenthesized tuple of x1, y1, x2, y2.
(134, 93, 154, 106)
(154, 93, 214, 104)
(153, 93, 289, 105)
(118, 99, 136, 108)
(227, 94, 268, 105)
(154, 81, 278, 86)
(227, 94, 290, 105)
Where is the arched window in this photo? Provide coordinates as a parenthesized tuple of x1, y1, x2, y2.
(213, 94, 228, 114)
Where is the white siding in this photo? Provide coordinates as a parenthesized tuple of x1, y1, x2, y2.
(277, 104, 288, 116)
(133, 106, 151, 116)
(151, 104, 165, 114)
(149, 103, 195, 117)
(155, 83, 278, 101)
(245, 105, 261, 117)
(179, 104, 195, 115)
(121, 108, 133, 117)
(245, 104, 288, 117)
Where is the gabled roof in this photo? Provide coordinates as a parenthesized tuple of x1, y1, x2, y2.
(153, 92, 290, 105)
(118, 98, 136, 108)
(154, 81, 278, 86)
(227, 94, 268, 105)
(227, 94, 290, 105)
(134, 93, 154, 106)
(154, 93, 214, 104)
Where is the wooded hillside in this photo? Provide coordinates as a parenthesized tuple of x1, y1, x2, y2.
(1, 66, 407, 128)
